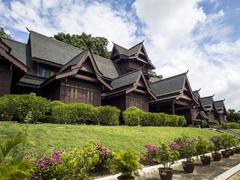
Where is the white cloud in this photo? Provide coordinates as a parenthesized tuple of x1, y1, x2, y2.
(133, 0, 240, 109)
(0, 0, 138, 48)
(0, 0, 239, 109)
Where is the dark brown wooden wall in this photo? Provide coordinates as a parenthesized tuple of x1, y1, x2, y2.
(0, 63, 12, 96)
(207, 111, 215, 123)
(59, 77, 101, 105)
(102, 95, 126, 111)
(126, 92, 149, 111)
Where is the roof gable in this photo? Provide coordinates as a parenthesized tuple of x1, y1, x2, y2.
(56, 50, 112, 90)
(0, 38, 27, 72)
(214, 100, 227, 114)
(150, 72, 187, 97)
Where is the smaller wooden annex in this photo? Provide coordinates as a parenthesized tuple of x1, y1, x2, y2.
(0, 30, 227, 126)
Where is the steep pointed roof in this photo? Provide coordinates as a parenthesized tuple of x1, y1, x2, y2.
(30, 31, 83, 65)
(113, 42, 143, 56)
(150, 72, 187, 97)
(214, 100, 227, 114)
(200, 96, 214, 107)
(1, 37, 27, 65)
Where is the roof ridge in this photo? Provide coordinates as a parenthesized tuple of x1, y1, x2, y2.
(1, 37, 26, 45)
(113, 43, 128, 51)
(128, 41, 143, 51)
(214, 100, 225, 102)
(150, 72, 187, 85)
(30, 30, 82, 51)
(201, 95, 214, 99)
(112, 69, 141, 80)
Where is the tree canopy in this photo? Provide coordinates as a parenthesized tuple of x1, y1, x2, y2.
(227, 109, 240, 122)
(0, 27, 11, 39)
(54, 32, 110, 58)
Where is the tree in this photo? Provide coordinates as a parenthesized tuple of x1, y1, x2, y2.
(227, 109, 240, 122)
(54, 32, 110, 58)
(0, 27, 11, 39)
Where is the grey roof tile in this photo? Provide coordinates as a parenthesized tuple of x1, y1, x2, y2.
(200, 96, 214, 107)
(110, 70, 141, 89)
(150, 73, 186, 97)
(1, 37, 27, 65)
(17, 75, 45, 86)
(30, 31, 82, 65)
(214, 100, 225, 110)
(93, 54, 119, 79)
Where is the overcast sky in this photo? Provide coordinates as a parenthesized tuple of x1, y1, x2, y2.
(0, 0, 239, 109)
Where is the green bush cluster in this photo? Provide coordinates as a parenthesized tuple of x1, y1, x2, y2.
(0, 94, 120, 125)
(52, 103, 120, 125)
(123, 106, 186, 127)
(0, 94, 50, 123)
(223, 122, 240, 129)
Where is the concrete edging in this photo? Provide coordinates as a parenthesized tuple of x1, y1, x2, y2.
(214, 163, 240, 180)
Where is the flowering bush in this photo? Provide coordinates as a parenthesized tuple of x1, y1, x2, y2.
(174, 135, 198, 162)
(210, 136, 223, 152)
(141, 144, 159, 165)
(94, 144, 113, 172)
(156, 142, 179, 168)
(34, 150, 63, 179)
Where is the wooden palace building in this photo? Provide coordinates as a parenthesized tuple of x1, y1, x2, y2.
(0, 31, 227, 125)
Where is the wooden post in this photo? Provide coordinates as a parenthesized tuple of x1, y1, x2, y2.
(172, 101, 175, 114)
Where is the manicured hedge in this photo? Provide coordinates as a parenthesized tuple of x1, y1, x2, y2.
(52, 103, 121, 125)
(96, 106, 120, 125)
(0, 94, 50, 123)
(223, 122, 240, 129)
(123, 106, 186, 127)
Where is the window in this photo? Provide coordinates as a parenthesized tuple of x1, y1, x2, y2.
(37, 64, 55, 78)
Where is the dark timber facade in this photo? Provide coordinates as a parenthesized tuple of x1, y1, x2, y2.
(0, 31, 227, 125)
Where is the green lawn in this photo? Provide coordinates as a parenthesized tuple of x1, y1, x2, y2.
(0, 122, 221, 155)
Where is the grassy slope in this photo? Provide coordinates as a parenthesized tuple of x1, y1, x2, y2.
(0, 122, 220, 155)
(232, 129, 240, 134)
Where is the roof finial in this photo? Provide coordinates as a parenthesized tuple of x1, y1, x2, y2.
(212, 94, 215, 97)
(186, 70, 189, 74)
(198, 88, 201, 91)
(26, 27, 30, 32)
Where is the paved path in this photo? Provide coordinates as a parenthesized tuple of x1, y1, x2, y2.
(140, 154, 240, 180)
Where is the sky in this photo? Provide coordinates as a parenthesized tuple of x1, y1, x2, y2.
(0, 0, 240, 109)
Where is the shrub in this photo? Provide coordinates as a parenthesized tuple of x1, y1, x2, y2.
(177, 116, 187, 126)
(96, 106, 120, 125)
(94, 144, 113, 173)
(51, 103, 96, 124)
(223, 122, 240, 129)
(220, 134, 235, 150)
(112, 150, 142, 178)
(54, 143, 100, 179)
(195, 138, 213, 157)
(156, 142, 179, 168)
(174, 134, 198, 162)
(141, 112, 162, 126)
(0, 94, 50, 123)
(141, 144, 159, 165)
(123, 107, 143, 126)
(210, 136, 223, 152)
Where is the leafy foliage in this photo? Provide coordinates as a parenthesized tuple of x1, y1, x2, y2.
(96, 106, 120, 125)
(0, 134, 33, 179)
(223, 122, 240, 129)
(54, 143, 100, 179)
(112, 150, 142, 177)
(227, 109, 240, 122)
(210, 136, 223, 152)
(123, 106, 186, 127)
(195, 137, 213, 157)
(0, 27, 11, 38)
(156, 142, 179, 168)
(174, 134, 198, 162)
(123, 107, 143, 126)
(0, 94, 50, 123)
(54, 32, 110, 58)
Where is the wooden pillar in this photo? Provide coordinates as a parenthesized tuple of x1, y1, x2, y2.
(172, 101, 175, 114)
